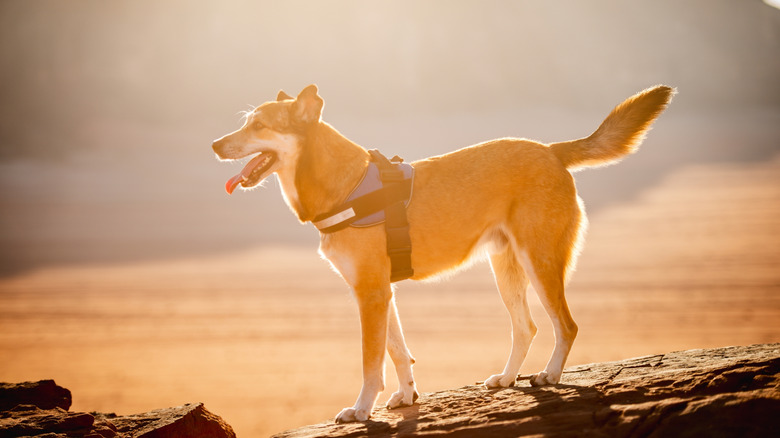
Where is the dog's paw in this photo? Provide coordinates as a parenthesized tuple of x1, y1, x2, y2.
(484, 373, 516, 388)
(335, 407, 370, 424)
(529, 371, 560, 386)
(386, 389, 419, 409)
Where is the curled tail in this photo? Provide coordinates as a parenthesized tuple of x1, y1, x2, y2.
(549, 85, 675, 171)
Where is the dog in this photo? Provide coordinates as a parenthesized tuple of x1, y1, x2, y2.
(211, 84, 674, 423)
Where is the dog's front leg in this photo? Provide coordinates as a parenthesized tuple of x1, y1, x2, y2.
(335, 284, 391, 423)
(386, 296, 418, 409)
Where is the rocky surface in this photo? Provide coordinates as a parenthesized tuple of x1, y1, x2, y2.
(0, 380, 72, 412)
(3, 345, 778, 437)
(0, 381, 235, 438)
(274, 344, 780, 437)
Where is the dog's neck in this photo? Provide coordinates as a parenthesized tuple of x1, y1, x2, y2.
(291, 122, 370, 224)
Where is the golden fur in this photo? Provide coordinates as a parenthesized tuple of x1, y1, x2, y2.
(212, 84, 675, 423)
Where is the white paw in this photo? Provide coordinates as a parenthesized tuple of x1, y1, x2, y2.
(334, 406, 370, 423)
(484, 373, 517, 388)
(386, 389, 419, 409)
(529, 371, 560, 386)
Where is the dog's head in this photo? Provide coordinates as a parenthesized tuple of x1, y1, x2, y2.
(212, 84, 323, 195)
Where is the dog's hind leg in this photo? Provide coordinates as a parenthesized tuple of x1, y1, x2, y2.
(385, 296, 419, 409)
(335, 283, 392, 423)
(484, 246, 537, 388)
(518, 249, 578, 386)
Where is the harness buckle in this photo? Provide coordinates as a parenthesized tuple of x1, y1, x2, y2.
(388, 247, 412, 256)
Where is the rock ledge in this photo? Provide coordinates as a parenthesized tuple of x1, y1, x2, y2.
(0, 382, 235, 438)
(273, 344, 780, 437)
(3, 345, 777, 437)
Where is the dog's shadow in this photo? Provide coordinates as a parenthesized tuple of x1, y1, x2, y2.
(339, 382, 610, 435)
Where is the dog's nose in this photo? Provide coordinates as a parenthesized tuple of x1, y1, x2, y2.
(212, 131, 239, 158)
(212, 138, 226, 155)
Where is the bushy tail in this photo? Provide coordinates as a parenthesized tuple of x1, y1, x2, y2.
(549, 85, 675, 171)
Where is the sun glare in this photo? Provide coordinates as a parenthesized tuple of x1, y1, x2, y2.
(764, 0, 780, 10)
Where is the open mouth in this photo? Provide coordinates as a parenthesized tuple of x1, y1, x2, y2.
(224, 151, 278, 194)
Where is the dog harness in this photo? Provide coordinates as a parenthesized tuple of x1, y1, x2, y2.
(312, 150, 415, 282)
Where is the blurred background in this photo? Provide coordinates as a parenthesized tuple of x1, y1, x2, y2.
(1, 1, 779, 436)
(1, 0, 778, 274)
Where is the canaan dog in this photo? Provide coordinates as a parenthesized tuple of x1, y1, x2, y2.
(212, 85, 674, 423)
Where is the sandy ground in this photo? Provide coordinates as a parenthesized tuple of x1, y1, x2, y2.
(1, 157, 779, 436)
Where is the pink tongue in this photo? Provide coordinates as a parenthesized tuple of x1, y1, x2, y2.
(225, 174, 244, 195)
(225, 153, 268, 195)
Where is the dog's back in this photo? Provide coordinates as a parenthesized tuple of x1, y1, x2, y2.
(406, 85, 675, 281)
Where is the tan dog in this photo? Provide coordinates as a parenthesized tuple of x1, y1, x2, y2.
(212, 85, 674, 423)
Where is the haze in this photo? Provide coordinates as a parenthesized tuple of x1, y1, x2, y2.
(1, 1, 779, 436)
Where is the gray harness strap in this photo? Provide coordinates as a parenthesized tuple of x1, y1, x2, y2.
(368, 150, 414, 282)
(312, 150, 414, 282)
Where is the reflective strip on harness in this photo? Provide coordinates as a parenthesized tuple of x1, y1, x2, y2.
(312, 207, 356, 230)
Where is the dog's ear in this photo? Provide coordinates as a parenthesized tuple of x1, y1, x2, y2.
(277, 90, 293, 101)
(292, 84, 323, 125)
